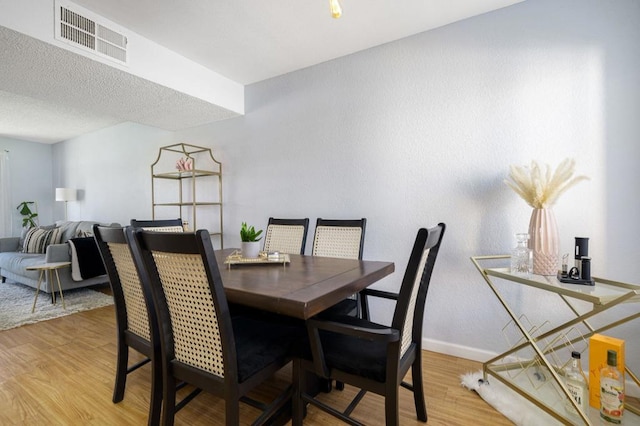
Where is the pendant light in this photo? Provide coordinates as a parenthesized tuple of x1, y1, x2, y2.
(329, 0, 342, 18)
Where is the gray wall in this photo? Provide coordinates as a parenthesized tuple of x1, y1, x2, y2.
(0, 137, 53, 233)
(51, 0, 639, 373)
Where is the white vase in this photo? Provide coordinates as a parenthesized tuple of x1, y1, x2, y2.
(528, 208, 560, 275)
(241, 241, 261, 258)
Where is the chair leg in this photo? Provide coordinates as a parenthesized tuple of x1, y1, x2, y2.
(162, 375, 177, 426)
(320, 378, 332, 393)
(385, 387, 400, 426)
(411, 358, 428, 422)
(225, 398, 240, 425)
(358, 293, 369, 321)
(112, 337, 129, 403)
(292, 359, 305, 426)
(148, 357, 163, 426)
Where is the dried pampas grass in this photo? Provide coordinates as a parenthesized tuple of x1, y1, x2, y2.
(505, 158, 589, 209)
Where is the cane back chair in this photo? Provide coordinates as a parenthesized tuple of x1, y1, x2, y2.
(263, 217, 310, 255)
(293, 223, 446, 426)
(312, 218, 366, 260)
(127, 228, 303, 425)
(312, 218, 367, 318)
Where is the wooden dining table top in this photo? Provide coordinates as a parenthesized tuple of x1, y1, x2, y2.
(214, 248, 395, 320)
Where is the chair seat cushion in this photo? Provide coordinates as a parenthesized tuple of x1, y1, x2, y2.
(233, 315, 304, 383)
(304, 315, 391, 383)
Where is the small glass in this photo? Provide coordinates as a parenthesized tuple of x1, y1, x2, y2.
(511, 233, 533, 276)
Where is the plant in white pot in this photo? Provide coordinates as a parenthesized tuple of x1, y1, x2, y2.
(240, 222, 263, 258)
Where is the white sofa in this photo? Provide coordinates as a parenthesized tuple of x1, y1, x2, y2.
(0, 221, 117, 293)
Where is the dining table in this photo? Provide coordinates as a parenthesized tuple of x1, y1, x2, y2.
(214, 248, 395, 319)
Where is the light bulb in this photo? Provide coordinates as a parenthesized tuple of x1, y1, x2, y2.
(329, 0, 342, 18)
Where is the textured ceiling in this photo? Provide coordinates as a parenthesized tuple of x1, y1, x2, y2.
(0, 26, 239, 144)
(1, 0, 523, 144)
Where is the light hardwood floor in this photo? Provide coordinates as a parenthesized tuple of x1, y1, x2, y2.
(0, 288, 512, 425)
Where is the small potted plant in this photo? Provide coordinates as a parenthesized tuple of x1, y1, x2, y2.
(240, 222, 263, 258)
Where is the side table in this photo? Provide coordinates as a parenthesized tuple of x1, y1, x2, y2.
(26, 262, 71, 313)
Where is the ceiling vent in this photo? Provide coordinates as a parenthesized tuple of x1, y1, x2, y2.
(55, 2, 128, 65)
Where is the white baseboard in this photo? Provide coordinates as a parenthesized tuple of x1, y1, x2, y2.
(422, 337, 495, 363)
(423, 338, 640, 398)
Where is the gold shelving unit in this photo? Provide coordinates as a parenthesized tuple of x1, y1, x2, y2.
(151, 143, 223, 248)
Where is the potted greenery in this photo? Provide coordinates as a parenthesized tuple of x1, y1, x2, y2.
(17, 201, 38, 229)
(240, 222, 263, 258)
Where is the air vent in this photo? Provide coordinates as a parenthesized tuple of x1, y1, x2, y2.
(56, 4, 128, 64)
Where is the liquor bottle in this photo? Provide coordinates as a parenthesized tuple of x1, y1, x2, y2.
(600, 349, 624, 424)
(564, 351, 588, 418)
(510, 233, 533, 276)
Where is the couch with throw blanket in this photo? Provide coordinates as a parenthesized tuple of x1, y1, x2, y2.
(0, 220, 118, 293)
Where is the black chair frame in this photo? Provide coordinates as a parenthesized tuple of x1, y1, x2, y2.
(93, 224, 162, 426)
(130, 218, 184, 229)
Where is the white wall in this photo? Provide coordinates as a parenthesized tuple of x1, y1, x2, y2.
(51, 122, 173, 223)
(51, 0, 640, 372)
(0, 137, 54, 234)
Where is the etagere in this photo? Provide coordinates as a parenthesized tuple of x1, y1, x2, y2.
(151, 143, 223, 248)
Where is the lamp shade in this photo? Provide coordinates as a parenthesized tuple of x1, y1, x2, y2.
(55, 188, 77, 202)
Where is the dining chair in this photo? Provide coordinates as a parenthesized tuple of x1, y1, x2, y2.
(130, 218, 185, 232)
(312, 218, 367, 318)
(126, 228, 304, 425)
(263, 217, 309, 255)
(93, 225, 162, 426)
(293, 223, 446, 426)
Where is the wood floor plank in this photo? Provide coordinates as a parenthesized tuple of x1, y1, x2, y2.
(0, 295, 512, 425)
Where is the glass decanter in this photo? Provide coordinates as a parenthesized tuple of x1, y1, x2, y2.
(511, 233, 533, 276)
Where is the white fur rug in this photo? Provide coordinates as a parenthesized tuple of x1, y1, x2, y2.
(461, 370, 564, 426)
(0, 282, 113, 331)
(462, 370, 640, 425)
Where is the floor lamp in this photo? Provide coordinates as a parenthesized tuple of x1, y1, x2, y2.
(55, 188, 77, 221)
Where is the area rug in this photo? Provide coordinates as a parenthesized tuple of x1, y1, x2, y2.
(461, 370, 564, 426)
(0, 282, 113, 331)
